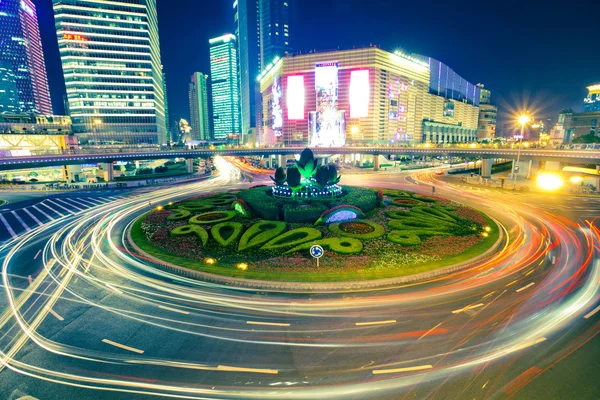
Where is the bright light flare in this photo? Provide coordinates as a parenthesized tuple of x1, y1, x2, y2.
(518, 115, 530, 125)
(205, 258, 216, 265)
(237, 263, 248, 271)
(537, 172, 564, 191)
(570, 176, 583, 184)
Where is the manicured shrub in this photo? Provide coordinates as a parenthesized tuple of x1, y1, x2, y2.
(283, 203, 328, 223)
(315, 205, 365, 225)
(179, 202, 214, 212)
(387, 231, 421, 246)
(237, 187, 280, 220)
(211, 222, 243, 247)
(232, 199, 253, 218)
(386, 210, 412, 219)
(261, 228, 322, 251)
(167, 208, 191, 221)
(388, 218, 454, 231)
(410, 194, 437, 203)
(329, 220, 385, 239)
(284, 237, 363, 255)
(171, 224, 208, 246)
(330, 187, 378, 213)
(238, 221, 286, 251)
(189, 210, 236, 225)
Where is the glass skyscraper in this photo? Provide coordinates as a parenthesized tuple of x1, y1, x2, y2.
(189, 72, 210, 141)
(583, 84, 600, 112)
(53, 0, 167, 145)
(209, 34, 241, 141)
(0, 0, 52, 114)
(234, 0, 261, 142)
(259, 0, 294, 70)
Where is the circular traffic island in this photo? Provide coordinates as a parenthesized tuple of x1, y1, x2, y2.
(130, 186, 500, 284)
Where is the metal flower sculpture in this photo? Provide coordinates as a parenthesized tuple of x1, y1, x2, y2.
(315, 165, 330, 187)
(296, 147, 318, 181)
(270, 166, 287, 185)
(286, 166, 302, 190)
(327, 163, 341, 184)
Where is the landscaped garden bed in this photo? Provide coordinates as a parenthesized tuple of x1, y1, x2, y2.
(130, 148, 499, 282)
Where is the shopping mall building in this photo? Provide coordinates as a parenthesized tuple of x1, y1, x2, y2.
(257, 47, 479, 146)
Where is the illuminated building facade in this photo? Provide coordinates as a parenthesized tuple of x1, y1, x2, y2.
(0, 0, 52, 114)
(583, 84, 600, 112)
(259, 0, 294, 71)
(209, 34, 241, 141)
(476, 83, 497, 140)
(258, 47, 479, 146)
(189, 72, 210, 141)
(0, 113, 75, 156)
(0, 61, 20, 113)
(53, 0, 168, 145)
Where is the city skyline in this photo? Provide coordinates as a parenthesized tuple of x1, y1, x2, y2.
(33, 0, 600, 126)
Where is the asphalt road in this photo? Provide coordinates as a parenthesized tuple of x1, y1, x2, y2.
(0, 160, 598, 400)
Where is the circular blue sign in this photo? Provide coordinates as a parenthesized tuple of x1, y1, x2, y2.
(310, 245, 324, 259)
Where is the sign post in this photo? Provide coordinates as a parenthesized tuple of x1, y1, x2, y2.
(310, 245, 324, 267)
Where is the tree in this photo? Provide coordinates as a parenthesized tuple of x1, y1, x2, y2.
(572, 134, 600, 144)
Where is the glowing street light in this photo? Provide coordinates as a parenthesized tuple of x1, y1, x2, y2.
(570, 176, 583, 184)
(513, 114, 530, 189)
(537, 172, 564, 191)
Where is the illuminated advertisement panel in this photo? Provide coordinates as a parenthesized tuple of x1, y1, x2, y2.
(350, 70, 369, 118)
(287, 75, 305, 120)
(311, 62, 345, 147)
(272, 80, 283, 136)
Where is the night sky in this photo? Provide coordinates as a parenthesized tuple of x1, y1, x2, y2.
(36, 0, 599, 126)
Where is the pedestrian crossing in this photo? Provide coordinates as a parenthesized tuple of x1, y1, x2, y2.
(0, 195, 127, 242)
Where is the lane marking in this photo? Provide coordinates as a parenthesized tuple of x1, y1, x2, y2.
(482, 291, 495, 299)
(33, 250, 41, 260)
(0, 213, 18, 239)
(505, 280, 518, 287)
(247, 321, 290, 327)
(216, 365, 278, 375)
(79, 197, 105, 205)
(75, 197, 100, 207)
(45, 200, 73, 215)
(584, 305, 600, 319)
(516, 282, 535, 293)
(31, 205, 55, 220)
(11, 210, 31, 232)
(418, 322, 443, 341)
(525, 269, 534, 276)
(452, 303, 484, 314)
(48, 308, 64, 321)
(372, 364, 433, 375)
(22, 208, 44, 226)
(55, 198, 85, 212)
(102, 339, 144, 354)
(159, 305, 190, 315)
(355, 319, 396, 327)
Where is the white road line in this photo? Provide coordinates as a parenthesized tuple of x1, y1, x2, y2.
(452, 303, 484, 314)
(75, 197, 99, 207)
(83, 197, 108, 205)
(34, 250, 41, 260)
(0, 213, 18, 239)
(102, 339, 144, 354)
(247, 321, 291, 327)
(584, 305, 600, 319)
(159, 305, 190, 315)
(31, 205, 55, 220)
(355, 320, 396, 326)
(22, 208, 44, 226)
(45, 199, 74, 215)
(418, 322, 443, 341)
(11, 211, 31, 232)
(372, 364, 433, 375)
(516, 282, 535, 293)
(40, 201, 66, 216)
(55, 198, 85, 212)
(216, 365, 278, 375)
(48, 308, 64, 321)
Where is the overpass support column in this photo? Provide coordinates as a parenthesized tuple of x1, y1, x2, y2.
(62, 165, 83, 182)
(481, 158, 493, 178)
(99, 163, 113, 182)
(277, 155, 283, 168)
(186, 158, 195, 174)
(374, 155, 380, 171)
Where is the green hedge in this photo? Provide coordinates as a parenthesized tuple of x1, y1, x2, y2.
(170, 224, 208, 246)
(237, 187, 280, 220)
(283, 203, 328, 223)
(179, 202, 214, 212)
(330, 187, 378, 213)
(284, 237, 363, 255)
(167, 208, 191, 221)
(211, 222, 243, 247)
(261, 228, 322, 251)
(189, 210, 236, 225)
(238, 221, 286, 251)
(329, 220, 385, 239)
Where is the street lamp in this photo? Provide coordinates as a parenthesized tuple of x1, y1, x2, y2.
(513, 114, 530, 189)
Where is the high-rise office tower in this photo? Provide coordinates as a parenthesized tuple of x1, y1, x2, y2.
(209, 34, 241, 141)
(163, 71, 172, 142)
(53, 0, 167, 145)
(583, 84, 600, 113)
(259, 0, 294, 71)
(189, 72, 210, 141)
(0, 0, 52, 114)
(476, 83, 497, 140)
(234, 0, 261, 142)
(0, 61, 20, 113)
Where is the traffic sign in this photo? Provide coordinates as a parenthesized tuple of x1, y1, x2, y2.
(310, 245, 324, 267)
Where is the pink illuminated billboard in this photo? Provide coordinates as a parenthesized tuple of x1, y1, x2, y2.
(350, 70, 369, 118)
(287, 75, 305, 120)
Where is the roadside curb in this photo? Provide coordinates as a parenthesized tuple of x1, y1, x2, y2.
(125, 217, 505, 292)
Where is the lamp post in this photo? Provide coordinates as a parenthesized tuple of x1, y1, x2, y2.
(513, 114, 530, 189)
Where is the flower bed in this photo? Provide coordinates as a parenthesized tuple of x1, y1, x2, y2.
(131, 188, 499, 282)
